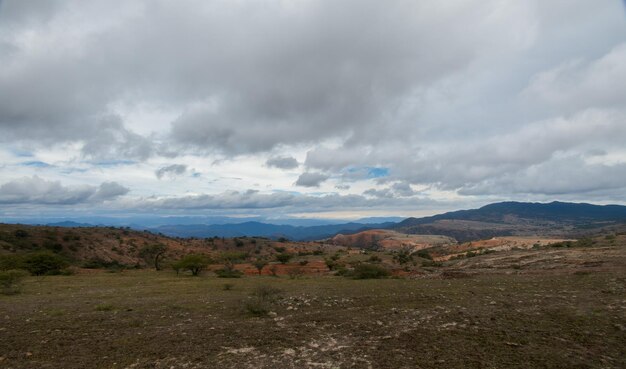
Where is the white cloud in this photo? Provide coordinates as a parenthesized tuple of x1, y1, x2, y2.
(0, 176, 129, 204)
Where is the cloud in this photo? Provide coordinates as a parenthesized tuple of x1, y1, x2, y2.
(363, 181, 416, 199)
(458, 156, 626, 196)
(1, 0, 626, 216)
(391, 182, 416, 197)
(128, 189, 442, 213)
(155, 164, 187, 179)
(295, 172, 329, 188)
(0, 176, 129, 205)
(266, 156, 299, 170)
(523, 43, 626, 112)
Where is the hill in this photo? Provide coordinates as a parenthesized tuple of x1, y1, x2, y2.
(330, 229, 454, 251)
(392, 201, 626, 242)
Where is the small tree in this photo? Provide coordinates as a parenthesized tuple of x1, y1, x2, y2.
(275, 253, 292, 264)
(220, 252, 248, 271)
(175, 254, 210, 276)
(252, 259, 268, 275)
(393, 250, 413, 265)
(139, 244, 167, 271)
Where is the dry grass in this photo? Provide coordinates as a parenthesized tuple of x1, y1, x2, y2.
(0, 261, 624, 368)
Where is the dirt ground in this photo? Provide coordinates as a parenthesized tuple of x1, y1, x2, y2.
(1, 242, 625, 369)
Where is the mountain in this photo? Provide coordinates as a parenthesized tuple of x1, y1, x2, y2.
(151, 221, 395, 241)
(46, 221, 94, 227)
(393, 201, 626, 242)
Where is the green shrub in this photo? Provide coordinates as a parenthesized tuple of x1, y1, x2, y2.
(275, 253, 292, 264)
(422, 260, 443, 267)
(215, 268, 243, 278)
(21, 252, 67, 275)
(252, 259, 268, 275)
(0, 254, 24, 271)
(393, 250, 413, 264)
(368, 255, 382, 263)
(0, 269, 28, 295)
(82, 258, 126, 271)
(351, 263, 390, 279)
(14, 229, 29, 238)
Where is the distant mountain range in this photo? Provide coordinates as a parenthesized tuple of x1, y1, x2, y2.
(149, 221, 396, 241)
(33, 201, 626, 242)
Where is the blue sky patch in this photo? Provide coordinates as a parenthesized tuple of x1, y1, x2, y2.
(22, 161, 52, 168)
(367, 167, 390, 178)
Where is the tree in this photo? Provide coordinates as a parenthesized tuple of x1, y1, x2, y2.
(139, 244, 167, 271)
(252, 259, 268, 275)
(275, 253, 292, 264)
(174, 254, 210, 276)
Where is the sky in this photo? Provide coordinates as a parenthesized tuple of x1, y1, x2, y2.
(1, 0, 625, 222)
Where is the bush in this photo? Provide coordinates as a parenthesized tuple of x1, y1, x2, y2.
(368, 255, 382, 263)
(252, 259, 268, 275)
(244, 285, 283, 317)
(287, 267, 304, 279)
(416, 250, 432, 260)
(422, 260, 443, 267)
(82, 258, 126, 271)
(14, 229, 29, 238)
(0, 254, 24, 271)
(275, 253, 292, 264)
(351, 263, 390, 279)
(21, 252, 67, 275)
(393, 250, 413, 264)
(215, 268, 243, 278)
(0, 269, 28, 295)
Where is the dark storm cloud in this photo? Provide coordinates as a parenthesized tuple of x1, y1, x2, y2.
(266, 156, 299, 170)
(0, 176, 129, 205)
(295, 173, 329, 188)
(155, 164, 187, 179)
(0, 0, 502, 155)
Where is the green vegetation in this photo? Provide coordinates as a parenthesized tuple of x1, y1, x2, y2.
(350, 263, 391, 279)
(0, 252, 68, 275)
(0, 269, 28, 295)
(139, 243, 167, 271)
(275, 252, 292, 264)
(172, 254, 210, 276)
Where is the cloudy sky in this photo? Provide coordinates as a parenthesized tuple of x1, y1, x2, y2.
(1, 0, 625, 221)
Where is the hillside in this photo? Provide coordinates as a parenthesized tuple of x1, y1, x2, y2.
(0, 223, 342, 269)
(330, 230, 454, 251)
(393, 201, 626, 242)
